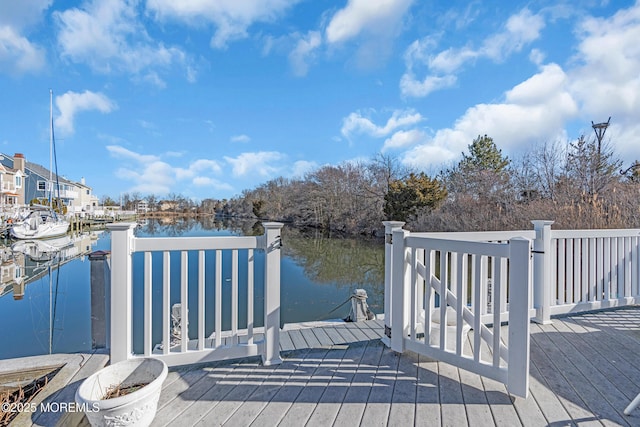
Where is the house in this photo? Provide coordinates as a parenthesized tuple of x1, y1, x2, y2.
(137, 201, 149, 214)
(159, 200, 179, 212)
(0, 152, 97, 215)
(0, 154, 25, 214)
(68, 177, 100, 216)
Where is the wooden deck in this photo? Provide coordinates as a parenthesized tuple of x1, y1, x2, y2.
(143, 306, 640, 427)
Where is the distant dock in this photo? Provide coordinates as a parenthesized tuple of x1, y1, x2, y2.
(68, 213, 137, 233)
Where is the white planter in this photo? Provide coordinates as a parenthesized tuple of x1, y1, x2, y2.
(75, 358, 168, 427)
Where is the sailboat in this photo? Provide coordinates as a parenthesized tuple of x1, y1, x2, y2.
(10, 90, 70, 240)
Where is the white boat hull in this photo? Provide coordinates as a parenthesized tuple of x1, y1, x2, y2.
(10, 212, 69, 240)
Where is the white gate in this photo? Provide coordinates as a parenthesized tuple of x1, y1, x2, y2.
(387, 227, 531, 398)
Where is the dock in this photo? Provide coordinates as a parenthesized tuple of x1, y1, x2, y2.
(147, 308, 640, 426)
(68, 214, 136, 233)
(5, 306, 632, 426)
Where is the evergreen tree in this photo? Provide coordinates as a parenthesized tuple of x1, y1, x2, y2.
(384, 172, 447, 221)
(445, 134, 512, 199)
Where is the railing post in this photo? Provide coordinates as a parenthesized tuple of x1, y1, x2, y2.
(507, 237, 531, 398)
(107, 223, 136, 363)
(391, 228, 410, 353)
(382, 221, 405, 347)
(262, 222, 284, 366)
(531, 220, 554, 324)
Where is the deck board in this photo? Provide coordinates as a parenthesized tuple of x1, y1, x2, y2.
(139, 307, 640, 427)
(277, 347, 336, 426)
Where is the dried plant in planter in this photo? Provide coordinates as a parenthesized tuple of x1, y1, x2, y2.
(0, 376, 50, 426)
(103, 382, 149, 400)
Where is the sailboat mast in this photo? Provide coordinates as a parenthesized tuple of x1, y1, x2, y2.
(49, 90, 53, 206)
(49, 263, 52, 354)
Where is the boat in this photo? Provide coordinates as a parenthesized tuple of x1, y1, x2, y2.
(10, 90, 69, 239)
(10, 207, 70, 240)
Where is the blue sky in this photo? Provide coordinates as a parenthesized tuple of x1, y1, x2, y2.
(1, 0, 639, 201)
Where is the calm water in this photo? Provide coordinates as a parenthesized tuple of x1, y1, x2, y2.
(0, 218, 384, 360)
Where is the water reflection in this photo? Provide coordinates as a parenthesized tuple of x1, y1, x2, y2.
(282, 228, 385, 289)
(1, 232, 102, 301)
(135, 217, 384, 289)
(134, 217, 385, 322)
(0, 231, 106, 359)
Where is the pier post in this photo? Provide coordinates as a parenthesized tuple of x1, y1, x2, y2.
(531, 220, 554, 324)
(262, 222, 284, 366)
(89, 250, 111, 349)
(391, 228, 410, 353)
(382, 221, 405, 347)
(507, 237, 532, 398)
(107, 223, 136, 363)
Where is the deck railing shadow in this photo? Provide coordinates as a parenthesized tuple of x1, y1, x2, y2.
(147, 308, 640, 425)
(168, 339, 512, 406)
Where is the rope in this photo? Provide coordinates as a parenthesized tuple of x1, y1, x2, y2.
(320, 297, 352, 319)
(316, 293, 370, 321)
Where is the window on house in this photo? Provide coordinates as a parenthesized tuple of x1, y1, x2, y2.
(15, 176, 21, 187)
(37, 181, 48, 191)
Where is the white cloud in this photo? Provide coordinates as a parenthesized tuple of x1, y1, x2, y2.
(107, 145, 228, 195)
(341, 109, 423, 140)
(175, 159, 223, 180)
(0, 1, 51, 28)
(261, 0, 412, 74)
(224, 151, 284, 177)
(437, 3, 481, 30)
(570, 4, 640, 116)
(106, 145, 159, 163)
(55, 90, 116, 135)
(567, 2, 640, 159)
(382, 129, 426, 152)
(0, 26, 46, 74)
(480, 8, 545, 61)
(325, 0, 413, 44)
(54, 0, 187, 82)
(399, 74, 457, 98)
(398, 3, 640, 171)
(108, 145, 175, 194)
(324, 0, 413, 68)
(193, 159, 222, 172)
(0, 1, 50, 75)
(192, 176, 233, 191)
(402, 143, 459, 169)
(231, 134, 251, 143)
(289, 31, 321, 76)
(291, 160, 318, 177)
(529, 48, 545, 65)
(193, 177, 213, 186)
(401, 63, 578, 169)
(428, 46, 477, 74)
(401, 8, 545, 98)
(146, 0, 300, 49)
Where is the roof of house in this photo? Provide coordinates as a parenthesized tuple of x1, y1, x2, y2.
(2, 152, 75, 186)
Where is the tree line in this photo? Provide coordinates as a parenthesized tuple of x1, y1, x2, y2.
(112, 131, 640, 236)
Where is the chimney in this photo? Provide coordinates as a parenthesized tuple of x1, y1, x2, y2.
(14, 153, 25, 172)
(81, 177, 86, 185)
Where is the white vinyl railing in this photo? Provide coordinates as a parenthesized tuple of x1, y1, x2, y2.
(107, 222, 284, 368)
(386, 224, 531, 397)
(549, 229, 640, 316)
(383, 220, 640, 398)
(383, 221, 640, 329)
